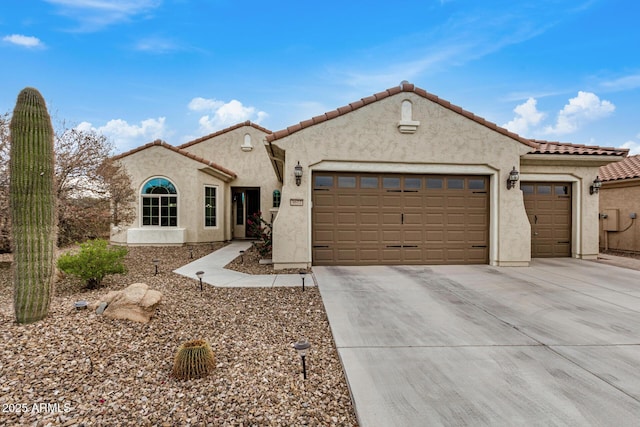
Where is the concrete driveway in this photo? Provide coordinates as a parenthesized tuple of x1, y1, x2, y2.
(315, 259, 640, 426)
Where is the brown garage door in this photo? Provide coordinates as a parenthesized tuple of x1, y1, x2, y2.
(522, 182, 572, 257)
(312, 173, 489, 265)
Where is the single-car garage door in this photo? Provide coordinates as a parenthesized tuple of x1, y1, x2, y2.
(312, 172, 489, 265)
(522, 182, 572, 257)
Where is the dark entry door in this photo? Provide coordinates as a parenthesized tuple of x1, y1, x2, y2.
(232, 188, 261, 238)
(522, 182, 572, 257)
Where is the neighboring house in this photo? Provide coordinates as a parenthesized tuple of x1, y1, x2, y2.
(598, 155, 640, 253)
(111, 82, 627, 269)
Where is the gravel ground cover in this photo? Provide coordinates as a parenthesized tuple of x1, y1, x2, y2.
(0, 244, 357, 426)
(224, 245, 310, 275)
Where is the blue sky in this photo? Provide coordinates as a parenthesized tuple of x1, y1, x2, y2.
(1, 0, 639, 155)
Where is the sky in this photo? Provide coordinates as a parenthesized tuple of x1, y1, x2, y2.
(1, 0, 639, 156)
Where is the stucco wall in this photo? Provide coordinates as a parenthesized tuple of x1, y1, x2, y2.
(599, 180, 640, 253)
(271, 92, 533, 268)
(180, 125, 282, 235)
(110, 145, 228, 245)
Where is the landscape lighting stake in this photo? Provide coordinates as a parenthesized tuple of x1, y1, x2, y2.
(152, 259, 160, 275)
(188, 246, 194, 259)
(294, 339, 311, 379)
(196, 271, 204, 292)
(299, 271, 307, 291)
(240, 250, 245, 264)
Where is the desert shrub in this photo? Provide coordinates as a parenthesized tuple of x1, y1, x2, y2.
(246, 211, 272, 258)
(57, 239, 127, 289)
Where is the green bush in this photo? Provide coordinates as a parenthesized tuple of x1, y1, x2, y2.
(57, 239, 127, 289)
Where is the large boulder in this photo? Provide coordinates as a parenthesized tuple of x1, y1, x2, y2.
(100, 283, 163, 323)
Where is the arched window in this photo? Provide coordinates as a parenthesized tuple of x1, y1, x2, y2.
(141, 178, 177, 226)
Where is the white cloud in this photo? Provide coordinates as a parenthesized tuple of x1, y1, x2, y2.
(44, 0, 161, 31)
(601, 74, 640, 92)
(189, 98, 267, 134)
(3, 34, 44, 48)
(621, 140, 640, 155)
(544, 91, 615, 135)
(188, 97, 225, 112)
(77, 117, 169, 152)
(502, 97, 545, 136)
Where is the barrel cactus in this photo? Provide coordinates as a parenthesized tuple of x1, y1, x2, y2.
(9, 87, 57, 324)
(172, 339, 216, 380)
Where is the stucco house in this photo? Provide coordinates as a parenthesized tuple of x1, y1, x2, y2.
(598, 155, 640, 253)
(110, 82, 627, 269)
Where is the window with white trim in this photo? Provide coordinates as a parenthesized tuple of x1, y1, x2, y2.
(141, 178, 177, 226)
(204, 186, 217, 227)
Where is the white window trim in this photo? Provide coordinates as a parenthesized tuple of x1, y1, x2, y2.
(140, 176, 179, 228)
(204, 184, 220, 229)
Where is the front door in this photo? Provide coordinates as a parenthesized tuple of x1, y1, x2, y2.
(232, 188, 261, 239)
(522, 182, 572, 257)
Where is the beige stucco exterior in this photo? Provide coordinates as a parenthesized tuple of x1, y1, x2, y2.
(111, 123, 281, 246)
(268, 90, 615, 269)
(110, 83, 623, 268)
(599, 179, 640, 253)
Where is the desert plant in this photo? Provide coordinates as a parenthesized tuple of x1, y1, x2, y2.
(9, 87, 57, 324)
(246, 211, 272, 257)
(57, 238, 127, 289)
(172, 339, 216, 380)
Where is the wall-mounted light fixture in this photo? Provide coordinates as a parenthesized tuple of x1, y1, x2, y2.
(590, 176, 602, 195)
(294, 161, 303, 186)
(506, 167, 519, 190)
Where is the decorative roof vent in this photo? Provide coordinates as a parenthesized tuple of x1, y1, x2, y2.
(241, 133, 253, 151)
(397, 99, 420, 134)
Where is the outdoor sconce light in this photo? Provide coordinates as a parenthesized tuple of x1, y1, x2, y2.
(294, 161, 303, 186)
(152, 259, 160, 275)
(196, 271, 204, 292)
(299, 270, 307, 291)
(506, 167, 519, 190)
(590, 176, 602, 195)
(294, 339, 311, 379)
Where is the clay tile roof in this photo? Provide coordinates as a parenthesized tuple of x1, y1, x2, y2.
(599, 154, 640, 181)
(264, 82, 538, 148)
(178, 121, 271, 149)
(112, 139, 237, 178)
(528, 140, 629, 157)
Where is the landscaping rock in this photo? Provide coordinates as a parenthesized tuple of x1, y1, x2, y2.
(95, 301, 108, 315)
(102, 283, 163, 323)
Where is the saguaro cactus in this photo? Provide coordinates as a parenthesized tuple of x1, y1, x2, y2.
(9, 87, 57, 324)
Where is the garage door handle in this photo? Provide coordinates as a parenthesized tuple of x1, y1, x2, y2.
(472, 245, 487, 248)
(313, 245, 329, 248)
(558, 241, 570, 244)
(534, 215, 538, 224)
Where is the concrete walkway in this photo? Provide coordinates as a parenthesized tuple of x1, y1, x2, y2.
(173, 241, 309, 288)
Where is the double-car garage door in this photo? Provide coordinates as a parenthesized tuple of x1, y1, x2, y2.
(312, 172, 489, 265)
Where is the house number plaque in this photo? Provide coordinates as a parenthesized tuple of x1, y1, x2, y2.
(290, 198, 304, 206)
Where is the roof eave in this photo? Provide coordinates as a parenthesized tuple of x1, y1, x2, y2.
(521, 153, 626, 167)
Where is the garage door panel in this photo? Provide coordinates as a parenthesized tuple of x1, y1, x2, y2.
(360, 230, 379, 243)
(403, 213, 423, 224)
(313, 172, 489, 265)
(336, 230, 357, 243)
(382, 213, 400, 225)
(360, 195, 380, 207)
(359, 212, 379, 225)
(337, 212, 357, 225)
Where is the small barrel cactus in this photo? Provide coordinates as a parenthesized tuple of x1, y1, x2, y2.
(9, 87, 57, 324)
(172, 339, 216, 380)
